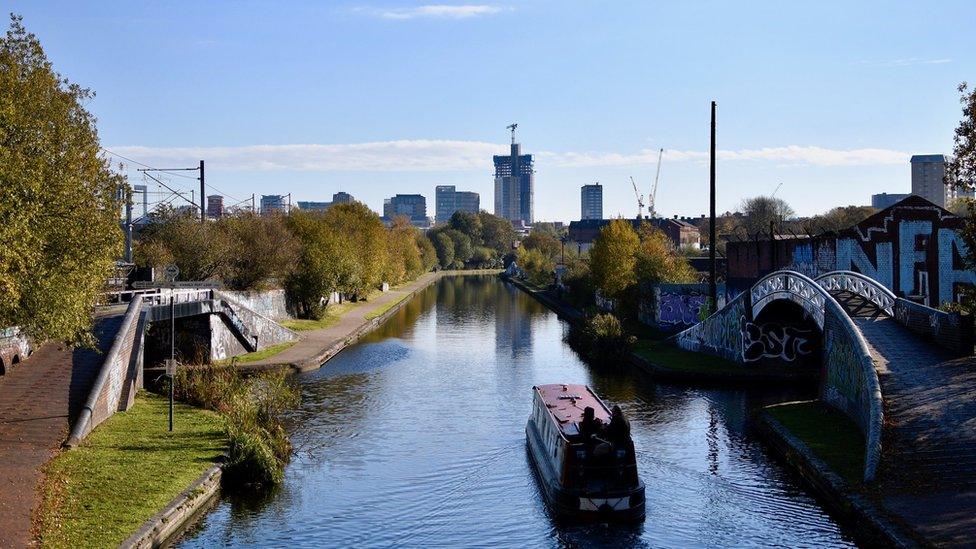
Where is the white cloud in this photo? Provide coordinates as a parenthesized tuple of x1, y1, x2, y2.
(107, 141, 910, 173)
(359, 4, 505, 20)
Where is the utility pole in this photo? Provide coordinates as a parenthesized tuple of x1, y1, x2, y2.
(252, 194, 256, 213)
(199, 160, 206, 223)
(709, 101, 717, 310)
(123, 185, 133, 263)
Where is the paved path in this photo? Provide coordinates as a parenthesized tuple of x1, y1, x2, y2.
(855, 317, 976, 547)
(246, 272, 443, 372)
(0, 314, 122, 548)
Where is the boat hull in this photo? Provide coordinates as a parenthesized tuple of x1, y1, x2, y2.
(526, 419, 645, 522)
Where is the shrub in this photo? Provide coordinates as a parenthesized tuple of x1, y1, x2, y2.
(566, 313, 636, 365)
(173, 366, 299, 488)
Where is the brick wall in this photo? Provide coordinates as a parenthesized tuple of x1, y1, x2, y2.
(894, 298, 974, 356)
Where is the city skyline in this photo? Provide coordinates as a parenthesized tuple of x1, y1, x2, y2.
(10, 1, 974, 220)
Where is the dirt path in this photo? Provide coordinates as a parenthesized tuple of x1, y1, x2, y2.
(0, 315, 121, 548)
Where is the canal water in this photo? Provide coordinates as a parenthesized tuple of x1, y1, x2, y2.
(179, 275, 856, 548)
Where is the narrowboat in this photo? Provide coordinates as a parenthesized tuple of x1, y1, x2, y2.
(525, 384, 645, 521)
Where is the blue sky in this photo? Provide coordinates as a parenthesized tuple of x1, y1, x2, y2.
(10, 1, 975, 220)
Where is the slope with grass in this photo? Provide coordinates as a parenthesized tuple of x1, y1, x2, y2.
(36, 393, 226, 548)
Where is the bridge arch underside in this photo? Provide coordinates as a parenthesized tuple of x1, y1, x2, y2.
(822, 288, 890, 319)
(744, 299, 823, 369)
(144, 313, 250, 367)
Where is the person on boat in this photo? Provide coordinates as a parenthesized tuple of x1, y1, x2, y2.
(580, 406, 601, 440)
(608, 405, 631, 445)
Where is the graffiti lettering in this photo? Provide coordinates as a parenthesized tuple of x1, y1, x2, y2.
(741, 321, 814, 362)
(659, 293, 707, 326)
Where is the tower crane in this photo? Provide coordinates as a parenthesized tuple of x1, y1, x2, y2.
(506, 123, 518, 144)
(648, 148, 664, 218)
(630, 176, 645, 219)
(771, 181, 783, 198)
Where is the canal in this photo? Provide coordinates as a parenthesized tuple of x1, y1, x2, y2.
(179, 275, 856, 547)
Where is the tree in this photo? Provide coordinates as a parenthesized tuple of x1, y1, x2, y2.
(521, 229, 561, 262)
(516, 247, 555, 287)
(433, 232, 455, 269)
(946, 82, 976, 310)
(589, 220, 639, 302)
(478, 211, 516, 256)
(220, 212, 297, 290)
(323, 202, 388, 298)
(384, 216, 423, 284)
(740, 196, 794, 236)
(448, 211, 483, 246)
(444, 229, 473, 268)
(0, 15, 123, 343)
(807, 205, 877, 233)
(285, 211, 354, 319)
(635, 224, 697, 285)
(136, 207, 230, 282)
(417, 233, 438, 272)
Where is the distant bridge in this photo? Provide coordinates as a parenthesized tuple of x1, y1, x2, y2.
(675, 269, 973, 482)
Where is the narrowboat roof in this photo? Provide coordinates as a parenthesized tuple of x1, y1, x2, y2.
(534, 384, 611, 438)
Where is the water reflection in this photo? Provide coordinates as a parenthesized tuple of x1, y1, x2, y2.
(178, 276, 854, 548)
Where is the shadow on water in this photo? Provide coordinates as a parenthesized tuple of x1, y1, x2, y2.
(177, 275, 856, 548)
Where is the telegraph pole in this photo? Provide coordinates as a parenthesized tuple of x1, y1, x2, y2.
(199, 160, 206, 223)
(709, 101, 717, 310)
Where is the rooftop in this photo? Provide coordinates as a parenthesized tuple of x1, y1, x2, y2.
(535, 384, 610, 439)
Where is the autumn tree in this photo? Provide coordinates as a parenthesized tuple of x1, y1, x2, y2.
(323, 202, 388, 299)
(136, 207, 231, 282)
(384, 216, 424, 285)
(285, 211, 351, 319)
(521, 229, 561, 262)
(635, 224, 698, 286)
(0, 15, 123, 343)
(221, 212, 298, 290)
(806, 205, 876, 233)
(589, 220, 639, 302)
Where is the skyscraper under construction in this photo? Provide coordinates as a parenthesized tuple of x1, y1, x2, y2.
(493, 124, 534, 224)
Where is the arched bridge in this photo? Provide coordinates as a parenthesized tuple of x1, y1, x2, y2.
(674, 269, 972, 483)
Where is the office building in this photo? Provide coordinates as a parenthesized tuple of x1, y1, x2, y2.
(435, 185, 481, 223)
(260, 195, 286, 215)
(871, 193, 911, 210)
(333, 191, 354, 204)
(581, 183, 603, 220)
(297, 201, 331, 212)
(207, 195, 224, 219)
(493, 131, 534, 224)
(383, 194, 429, 228)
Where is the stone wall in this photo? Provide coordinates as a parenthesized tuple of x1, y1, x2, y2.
(639, 283, 725, 333)
(0, 327, 31, 375)
(219, 289, 291, 320)
(674, 292, 748, 363)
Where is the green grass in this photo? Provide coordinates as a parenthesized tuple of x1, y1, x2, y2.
(37, 393, 226, 548)
(364, 292, 411, 320)
(280, 301, 356, 331)
(765, 400, 865, 485)
(633, 339, 747, 374)
(213, 341, 297, 365)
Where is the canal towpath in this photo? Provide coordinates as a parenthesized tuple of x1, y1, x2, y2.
(239, 271, 493, 373)
(0, 310, 124, 549)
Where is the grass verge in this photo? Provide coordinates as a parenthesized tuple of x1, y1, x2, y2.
(214, 341, 296, 365)
(765, 400, 865, 485)
(633, 339, 746, 374)
(279, 301, 356, 331)
(364, 292, 411, 320)
(36, 393, 226, 548)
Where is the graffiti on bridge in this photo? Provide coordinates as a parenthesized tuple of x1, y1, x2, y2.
(741, 322, 814, 362)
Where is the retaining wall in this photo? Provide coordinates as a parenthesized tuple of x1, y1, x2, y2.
(639, 283, 725, 333)
(220, 289, 291, 320)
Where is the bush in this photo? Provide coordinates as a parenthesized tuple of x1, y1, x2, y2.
(566, 313, 636, 364)
(173, 366, 299, 488)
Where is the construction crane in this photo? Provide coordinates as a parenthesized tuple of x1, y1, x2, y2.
(506, 123, 518, 144)
(648, 148, 664, 218)
(630, 176, 645, 219)
(771, 181, 784, 198)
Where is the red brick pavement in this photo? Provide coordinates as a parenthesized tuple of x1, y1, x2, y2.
(0, 315, 120, 548)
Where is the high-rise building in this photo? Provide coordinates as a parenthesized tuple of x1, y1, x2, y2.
(871, 193, 910, 210)
(207, 195, 224, 219)
(260, 195, 286, 215)
(383, 194, 429, 228)
(911, 155, 958, 207)
(333, 191, 354, 204)
(581, 183, 603, 220)
(493, 131, 534, 224)
(435, 185, 481, 223)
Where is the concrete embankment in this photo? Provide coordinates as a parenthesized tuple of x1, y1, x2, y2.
(121, 466, 222, 549)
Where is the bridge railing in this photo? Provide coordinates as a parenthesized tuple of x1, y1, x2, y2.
(815, 270, 896, 317)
